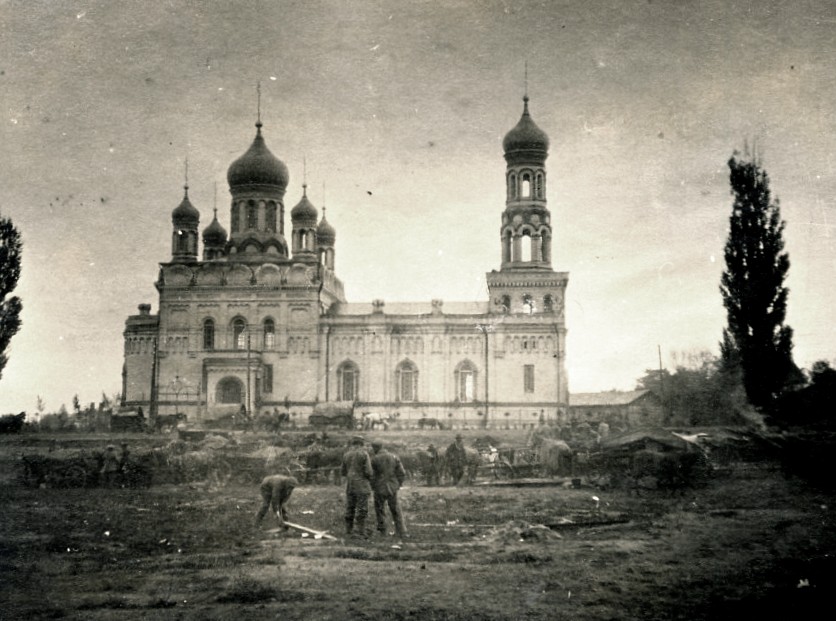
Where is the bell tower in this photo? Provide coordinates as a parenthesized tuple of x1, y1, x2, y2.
(487, 94, 567, 317)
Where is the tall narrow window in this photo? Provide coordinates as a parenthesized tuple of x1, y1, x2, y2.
(535, 172, 544, 198)
(263, 318, 275, 349)
(231, 203, 240, 233)
(266, 202, 277, 233)
(396, 360, 418, 402)
(501, 295, 511, 314)
(455, 361, 477, 402)
(247, 201, 257, 229)
(543, 294, 554, 313)
(338, 361, 359, 402)
(521, 234, 532, 262)
(262, 364, 273, 394)
(203, 319, 215, 350)
(522, 173, 531, 198)
(233, 318, 247, 350)
(508, 173, 517, 199)
(522, 294, 534, 315)
(524, 364, 535, 393)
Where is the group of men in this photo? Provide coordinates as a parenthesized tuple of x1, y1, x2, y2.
(256, 435, 408, 541)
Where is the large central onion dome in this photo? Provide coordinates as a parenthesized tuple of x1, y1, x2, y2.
(227, 122, 289, 190)
(502, 95, 549, 159)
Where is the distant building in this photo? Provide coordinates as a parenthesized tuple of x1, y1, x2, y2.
(122, 96, 569, 429)
(568, 390, 664, 428)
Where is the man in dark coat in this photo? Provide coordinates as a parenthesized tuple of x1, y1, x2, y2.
(255, 474, 298, 527)
(426, 443, 441, 486)
(341, 436, 372, 538)
(370, 441, 407, 539)
(445, 434, 467, 485)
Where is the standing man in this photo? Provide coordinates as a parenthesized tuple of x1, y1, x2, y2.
(445, 434, 468, 485)
(100, 445, 120, 487)
(370, 441, 407, 539)
(426, 444, 441, 486)
(255, 474, 298, 527)
(341, 436, 372, 538)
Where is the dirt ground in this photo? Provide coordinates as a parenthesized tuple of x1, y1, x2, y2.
(1, 431, 835, 620)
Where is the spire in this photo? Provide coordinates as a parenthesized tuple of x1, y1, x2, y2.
(256, 80, 262, 132)
(184, 157, 189, 196)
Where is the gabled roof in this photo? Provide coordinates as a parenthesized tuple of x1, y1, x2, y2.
(569, 390, 656, 407)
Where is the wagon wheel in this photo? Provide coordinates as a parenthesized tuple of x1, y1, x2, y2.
(495, 459, 516, 479)
(58, 465, 89, 488)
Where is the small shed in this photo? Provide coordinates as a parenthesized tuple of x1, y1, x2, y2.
(568, 390, 664, 428)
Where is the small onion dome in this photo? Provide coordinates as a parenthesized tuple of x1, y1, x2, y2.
(502, 96, 549, 156)
(316, 209, 336, 245)
(202, 209, 228, 246)
(227, 122, 289, 190)
(291, 185, 318, 223)
(172, 186, 200, 224)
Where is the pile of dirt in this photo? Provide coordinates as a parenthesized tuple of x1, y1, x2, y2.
(482, 520, 562, 544)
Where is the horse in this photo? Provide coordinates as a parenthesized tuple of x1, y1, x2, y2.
(360, 412, 390, 431)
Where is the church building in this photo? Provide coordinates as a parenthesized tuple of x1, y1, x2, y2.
(122, 96, 569, 429)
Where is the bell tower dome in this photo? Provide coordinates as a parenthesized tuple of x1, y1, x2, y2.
(171, 177, 200, 263)
(500, 95, 551, 269)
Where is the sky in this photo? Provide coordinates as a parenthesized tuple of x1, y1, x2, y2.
(1, 0, 835, 414)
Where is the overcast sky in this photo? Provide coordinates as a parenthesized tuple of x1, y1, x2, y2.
(1, 0, 834, 414)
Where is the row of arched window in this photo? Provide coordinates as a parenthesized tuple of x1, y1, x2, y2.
(336, 359, 479, 403)
(125, 337, 155, 355)
(507, 169, 545, 201)
(501, 229, 551, 263)
(202, 317, 275, 351)
(498, 294, 558, 315)
(230, 199, 280, 235)
(504, 335, 556, 354)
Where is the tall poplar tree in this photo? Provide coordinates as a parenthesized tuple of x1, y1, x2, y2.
(0, 214, 23, 380)
(720, 150, 797, 410)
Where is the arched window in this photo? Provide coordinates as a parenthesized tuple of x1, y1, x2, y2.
(521, 172, 531, 198)
(231, 203, 240, 233)
(521, 233, 532, 262)
(216, 377, 243, 404)
(535, 172, 544, 199)
(203, 318, 215, 350)
(337, 361, 359, 402)
(247, 201, 257, 229)
(508, 172, 517, 200)
(522, 294, 534, 315)
(501, 295, 511, 314)
(232, 318, 247, 350)
(263, 318, 275, 349)
(395, 360, 418, 402)
(455, 360, 477, 402)
(543, 294, 554, 313)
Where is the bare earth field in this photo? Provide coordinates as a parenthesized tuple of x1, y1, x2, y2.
(1, 430, 835, 620)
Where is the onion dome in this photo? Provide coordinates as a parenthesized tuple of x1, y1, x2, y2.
(316, 208, 336, 245)
(172, 185, 200, 224)
(290, 184, 318, 223)
(227, 122, 289, 190)
(502, 96, 549, 157)
(202, 208, 228, 245)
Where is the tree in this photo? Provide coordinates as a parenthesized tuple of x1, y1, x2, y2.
(636, 350, 745, 426)
(720, 150, 798, 411)
(0, 215, 23, 380)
